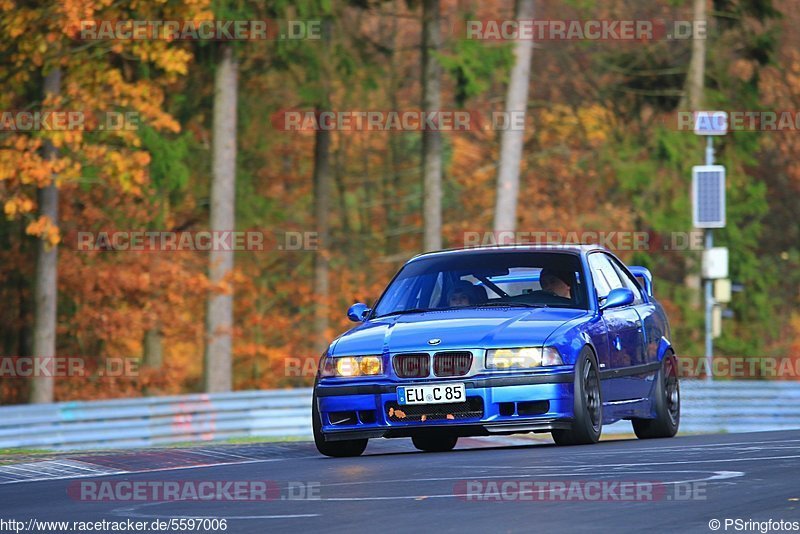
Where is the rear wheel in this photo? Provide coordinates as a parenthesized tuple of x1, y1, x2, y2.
(411, 434, 458, 452)
(632, 353, 680, 439)
(552, 347, 602, 446)
(312, 393, 368, 457)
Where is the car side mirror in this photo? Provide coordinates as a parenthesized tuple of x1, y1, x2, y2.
(628, 266, 653, 297)
(347, 303, 371, 322)
(600, 288, 634, 311)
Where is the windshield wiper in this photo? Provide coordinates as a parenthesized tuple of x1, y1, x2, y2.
(374, 302, 545, 318)
(373, 307, 435, 318)
(472, 302, 547, 308)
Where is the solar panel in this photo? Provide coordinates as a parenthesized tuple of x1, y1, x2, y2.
(692, 165, 726, 228)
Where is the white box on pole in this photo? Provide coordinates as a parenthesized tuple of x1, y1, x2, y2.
(712, 306, 722, 338)
(702, 247, 729, 279)
(714, 278, 732, 303)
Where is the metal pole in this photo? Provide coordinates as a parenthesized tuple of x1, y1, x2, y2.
(704, 137, 714, 381)
(704, 230, 713, 380)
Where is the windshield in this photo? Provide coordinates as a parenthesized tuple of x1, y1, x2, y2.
(372, 251, 589, 317)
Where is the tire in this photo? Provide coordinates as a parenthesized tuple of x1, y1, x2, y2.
(411, 434, 458, 452)
(312, 392, 368, 457)
(633, 353, 680, 439)
(552, 347, 602, 446)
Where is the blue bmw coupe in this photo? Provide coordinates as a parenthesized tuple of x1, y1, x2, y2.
(312, 245, 680, 456)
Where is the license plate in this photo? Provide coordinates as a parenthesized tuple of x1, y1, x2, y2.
(397, 383, 466, 405)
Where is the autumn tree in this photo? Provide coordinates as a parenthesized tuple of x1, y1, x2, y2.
(204, 41, 238, 393)
(421, 0, 443, 251)
(29, 67, 61, 403)
(1, 0, 210, 402)
(1, 0, 798, 405)
(493, 0, 534, 234)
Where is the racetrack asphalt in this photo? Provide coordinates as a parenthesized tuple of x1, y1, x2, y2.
(1, 430, 799, 533)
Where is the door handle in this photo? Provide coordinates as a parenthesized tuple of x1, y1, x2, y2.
(614, 335, 622, 351)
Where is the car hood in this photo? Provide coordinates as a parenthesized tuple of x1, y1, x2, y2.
(330, 308, 590, 355)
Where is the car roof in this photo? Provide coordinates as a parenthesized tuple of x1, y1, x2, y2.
(408, 243, 607, 263)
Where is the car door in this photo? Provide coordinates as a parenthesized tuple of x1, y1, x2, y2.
(587, 252, 645, 402)
(609, 257, 660, 366)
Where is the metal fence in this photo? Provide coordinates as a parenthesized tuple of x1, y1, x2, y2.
(0, 389, 314, 450)
(0, 380, 798, 451)
(677, 380, 800, 434)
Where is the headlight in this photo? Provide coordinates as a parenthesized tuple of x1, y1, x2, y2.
(320, 355, 383, 377)
(336, 357, 360, 377)
(486, 347, 563, 369)
(359, 356, 382, 375)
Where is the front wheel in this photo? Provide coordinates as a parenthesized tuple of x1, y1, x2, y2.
(552, 347, 602, 446)
(312, 393, 368, 457)
(632, 353, 680, 439)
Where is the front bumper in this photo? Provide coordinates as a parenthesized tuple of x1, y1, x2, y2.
(315, 371, 576, 441)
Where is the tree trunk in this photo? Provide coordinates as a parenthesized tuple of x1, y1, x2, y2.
(679, 0, 706, 111)
(313, 19, 333, 355)
(29, 67, 62, 404)
(422, 0, 442, 251)
(386, 7, 402, 256)
(680, 0, 707, 307)
(313, 111, 331, 355)
(333, 136, 351, 236)
(142, 324, 164, 369)
(493, 0, 535, 234)
(204, 44, 238, 393)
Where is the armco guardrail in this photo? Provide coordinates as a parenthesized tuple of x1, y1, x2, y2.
(677, 380, 800, 434)
(0, 380, 798, 450)
(0, 389, 314, 450)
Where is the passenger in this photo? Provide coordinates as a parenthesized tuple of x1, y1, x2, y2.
(447, 281, 478, 307)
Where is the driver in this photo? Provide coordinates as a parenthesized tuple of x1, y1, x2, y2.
(539, 269, 572, 299)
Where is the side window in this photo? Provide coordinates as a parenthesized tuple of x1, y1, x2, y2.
(609, 258, 644, 305)
(381, 277, 415, 312)
(407, 279, 424, 310)
(588, 253, 623, 300)
(404, 272, 440, 310)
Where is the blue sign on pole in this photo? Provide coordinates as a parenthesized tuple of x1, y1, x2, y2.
(693, 111, 728, 135)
